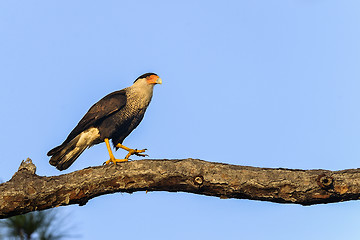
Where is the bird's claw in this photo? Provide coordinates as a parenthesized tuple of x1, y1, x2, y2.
(134, 148, 148, 156)
(125, 148, 148, 159)
(103, 158, 128, 165)
(135, 153, 148, 157)
(134, 148, 146, 153)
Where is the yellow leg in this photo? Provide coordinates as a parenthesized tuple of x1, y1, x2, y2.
(116, 143, 148, 159)
(103, 138, 128, 165)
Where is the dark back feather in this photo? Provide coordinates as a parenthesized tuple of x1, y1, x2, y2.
(63, 90, 127, 145)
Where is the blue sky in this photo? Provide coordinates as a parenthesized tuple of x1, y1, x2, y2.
(1, 1, 360, 239)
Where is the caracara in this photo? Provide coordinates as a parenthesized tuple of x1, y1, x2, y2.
(47, 73, 162, 170)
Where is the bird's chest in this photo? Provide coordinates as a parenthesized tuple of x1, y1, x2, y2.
(123, 92, 152, 119)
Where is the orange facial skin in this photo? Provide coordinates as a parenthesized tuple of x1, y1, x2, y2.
(146, 75, 162, 84)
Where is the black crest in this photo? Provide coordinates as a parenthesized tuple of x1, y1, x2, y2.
(134, 73, 158, 83)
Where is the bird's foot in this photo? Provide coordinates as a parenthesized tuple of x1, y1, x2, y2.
(115, 144, 149, 159)
(125, 148, 148, 159)
(103, 158, 128, 165)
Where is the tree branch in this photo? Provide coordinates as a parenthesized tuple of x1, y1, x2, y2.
(1, 158, 359, 218)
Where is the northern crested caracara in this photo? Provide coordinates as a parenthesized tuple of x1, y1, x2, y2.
(47, 73, 162, 170)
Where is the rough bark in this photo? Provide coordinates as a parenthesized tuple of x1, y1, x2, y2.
(1, 158, 359, 218)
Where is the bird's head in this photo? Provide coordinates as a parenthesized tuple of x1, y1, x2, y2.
(134, 73, 162, 86)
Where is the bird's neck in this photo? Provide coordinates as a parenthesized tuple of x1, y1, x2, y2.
(127, 84, 154, 108)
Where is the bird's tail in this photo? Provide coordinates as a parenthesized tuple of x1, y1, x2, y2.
(47, 135, 87, 171)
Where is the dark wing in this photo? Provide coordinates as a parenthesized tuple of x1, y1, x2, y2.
(63, 89, 127, 144)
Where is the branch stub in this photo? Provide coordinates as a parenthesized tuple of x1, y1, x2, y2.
(17, 158, 36, 175)
(194, 176, 204, 185)
(317, 174, 334, 189)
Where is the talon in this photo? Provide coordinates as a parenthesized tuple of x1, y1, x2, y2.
(135, 153, 148, 157)
(114, 143, 149, 160)
(102, 138, 130, 166)
(134, 149, 146, 153)
(104, 158, 128, 165)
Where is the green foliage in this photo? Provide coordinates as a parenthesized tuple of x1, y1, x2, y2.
(0, 209, 74, 240)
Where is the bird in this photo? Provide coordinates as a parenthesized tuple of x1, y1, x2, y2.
(47, 73, 162, 170)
